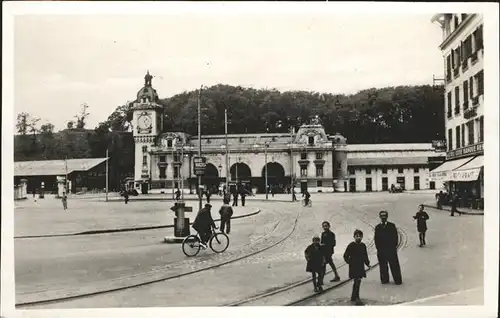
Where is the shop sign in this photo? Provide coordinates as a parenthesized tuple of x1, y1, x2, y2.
(429, 171, 449, 181)
(193, 156, 207, 175)
(432, 140, 447, 151)
(447, 142, 483, 160)
(450, 168, 481, 182)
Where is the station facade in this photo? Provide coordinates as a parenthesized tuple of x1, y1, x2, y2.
(131, 72, 445, 194)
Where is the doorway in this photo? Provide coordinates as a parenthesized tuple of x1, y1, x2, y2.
(349, 178, 356, 192)
(413, 176, 420, 190)
(382, 177, 388, 191)
(141, 182, 149, 194)
(366, 177, 373, 192)
(300, 181, 308, 194)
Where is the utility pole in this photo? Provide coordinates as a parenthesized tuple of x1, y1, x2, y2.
(290, 126, 295, 202)
(197, 86, 203, 211)
(265, 142, 269, 200)
(65, 156, 68, 194)
(105, 148, 109, 202)
(225, 106, 229, 191)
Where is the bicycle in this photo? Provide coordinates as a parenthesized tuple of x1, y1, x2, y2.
(302, 199, 312, 207)
(182, 228, 230, 257)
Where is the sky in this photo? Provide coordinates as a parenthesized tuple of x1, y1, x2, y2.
(14, 11, 444, 131)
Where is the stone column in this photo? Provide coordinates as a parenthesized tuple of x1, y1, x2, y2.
(334, 147, 348, 192)
(20, 179, 28, 199)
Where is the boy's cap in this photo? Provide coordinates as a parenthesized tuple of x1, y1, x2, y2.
(354, 229, 363, 236)
(312, 235, 320, 241)
(205, 203, 212, 208)
(379, 210, 388, 217)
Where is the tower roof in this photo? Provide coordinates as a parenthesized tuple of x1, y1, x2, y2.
(136, 70, 159, 103)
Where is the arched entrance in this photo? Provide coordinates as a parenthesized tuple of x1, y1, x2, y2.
(260, 162, 286, 193)
(201, 163, 219, 193)
(230, 163, 252, 194)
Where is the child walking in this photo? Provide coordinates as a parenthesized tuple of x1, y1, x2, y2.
(343, 229, 371, 305)
(304, 235, 325, 292)
(413, 204, 430, 247)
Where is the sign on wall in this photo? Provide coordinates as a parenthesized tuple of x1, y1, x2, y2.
(447, 142, 483, 160)
(193, 156, 207, 176)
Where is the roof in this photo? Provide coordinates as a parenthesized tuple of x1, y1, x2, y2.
(345, 143, 435, 152)
(348, 156, 430, 166)
(14, 158, 108, 177)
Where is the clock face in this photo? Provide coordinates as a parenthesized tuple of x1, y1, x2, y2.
(138, 114, 152, 130)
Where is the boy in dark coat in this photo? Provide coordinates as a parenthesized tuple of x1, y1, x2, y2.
(374, 210, 402, 285)
(192, 204, 216, 248)
(320, 221, 341, 282)
(304, 236, 326, 292)
(413, 204, 430, 247)
(343, 229, 371, 305)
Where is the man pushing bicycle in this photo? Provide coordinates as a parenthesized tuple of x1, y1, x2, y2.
(192, 203, 217, 248)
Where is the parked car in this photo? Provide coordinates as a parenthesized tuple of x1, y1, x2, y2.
(389, 183, 405, 193)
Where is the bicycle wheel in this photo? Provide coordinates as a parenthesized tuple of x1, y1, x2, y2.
(182, 235, 201, 257)
(209, 232, 229, 253)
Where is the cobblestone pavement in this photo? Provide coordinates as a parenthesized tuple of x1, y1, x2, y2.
(14, 198, 257, 237)
(15, 192, 483, 308)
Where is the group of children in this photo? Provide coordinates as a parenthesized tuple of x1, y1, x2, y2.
(304, 221, 370, 305)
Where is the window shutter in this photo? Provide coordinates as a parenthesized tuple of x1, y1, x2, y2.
(469, 76, 474, 97)
(478, 71, 484, 95)
(460, 42, 464, 62)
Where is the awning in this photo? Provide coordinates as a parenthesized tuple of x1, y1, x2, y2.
(428, 157, 474, 181)
(449, 155, 483, 182)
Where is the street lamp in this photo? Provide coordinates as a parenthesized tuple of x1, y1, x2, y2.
(218, 164, 222, 185)
(197, 85, 206, 211)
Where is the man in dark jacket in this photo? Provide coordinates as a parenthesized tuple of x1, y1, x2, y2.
(374, 210, 402, 285)
(232, 188, 239, 207)
(450, 191, 461, 216)
(240, 187, 246, 207)
(219, 199, 234, 234)
(192, 204, 216, 248)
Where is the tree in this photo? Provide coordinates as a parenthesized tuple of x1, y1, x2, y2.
(16, 112, 30, 135)
(67, 121, 75, 129)
(75, 103, 90, 129)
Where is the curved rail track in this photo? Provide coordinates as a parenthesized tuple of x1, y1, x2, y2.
(16, 206, 301, 308)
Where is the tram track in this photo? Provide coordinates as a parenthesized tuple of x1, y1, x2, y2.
(16, 206, 301, 308)
(226, 202, 409, 306)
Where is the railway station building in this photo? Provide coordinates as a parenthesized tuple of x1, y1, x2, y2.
(130, 73, 446, 194)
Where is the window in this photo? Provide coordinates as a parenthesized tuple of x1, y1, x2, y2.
(382, 177, 389, 191)
(348, 167, 355, 175)
(173, 167, 179, 179)
(365, 178, 372, 192)
(454, 15, 459, 29)
(479, 116, 484, 142)
(461, 124, 465, 147)
(473, 25, 483, 51)
(142, 155, 147, 165)
(447, 92, 452, 118)
(308, 136, 314, 145)
(167, 139, 173, 148)
(142, 145, 148, 153)
(467, 120, 475, 145)
(316, 180, 323, 188)
(382, 167, 388, 174)
(173, 154, 179, 162)
(414, 167, 420, 173)
(469, 76, 474, 97)
(300, 152, 307, 160)
(454, 86, 460, 114)
(446, 55, 452, 81)
(476, 70, 484, 96)
(461, 13, 467, 21)
(316, 152, 323, 160)
(366, 168, 372, 174)
(316, 167, 323, 177)
(300, 168, 308, 177)
(159, 155, 166, 162)
(463, 80, 469, 109)
(448, 128, 453, 151)
(159, 167, 166, 179)
(456, 126, 461, 149)
(398, 167, 404, 174)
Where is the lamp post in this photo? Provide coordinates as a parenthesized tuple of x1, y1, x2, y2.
(264, 142, 269, 200)
(224, 106, 229, 191)
(197, 85, 204, 211)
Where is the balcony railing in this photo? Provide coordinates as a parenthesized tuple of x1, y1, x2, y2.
(472, 96, 479, 106)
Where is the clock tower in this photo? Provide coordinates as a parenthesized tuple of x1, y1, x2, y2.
(132, 71, 163, 194)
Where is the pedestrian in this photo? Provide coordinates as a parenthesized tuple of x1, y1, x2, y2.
(374, 210, 402, 285)
(240, 189, 246, 207)
(61, 192, 68, 210)
(320, 221, 341, 282)
(292, 188, 297, 202)
(206, 190, 211, 204)
(304, 235, 325, 292)
(450, 191, 461, 216)
(271, 186, 276, 197)
(436, 191, 444, 209)
(343, 229, 371, 305)
(219, 198, 234, 234)
(413, 204, 430, 247)
(232, 190, 238, 207)
(124, 190, 129, 204)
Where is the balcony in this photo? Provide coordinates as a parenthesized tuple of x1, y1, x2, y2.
(464, 106, 478, 119)
(157, 162, 168, 168)
(471, 51, 478, 64)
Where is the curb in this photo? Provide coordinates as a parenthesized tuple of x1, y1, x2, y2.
(422, 204, 484, 216)
(14, 209, 261, 239)
(92, 197, 294, 204)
